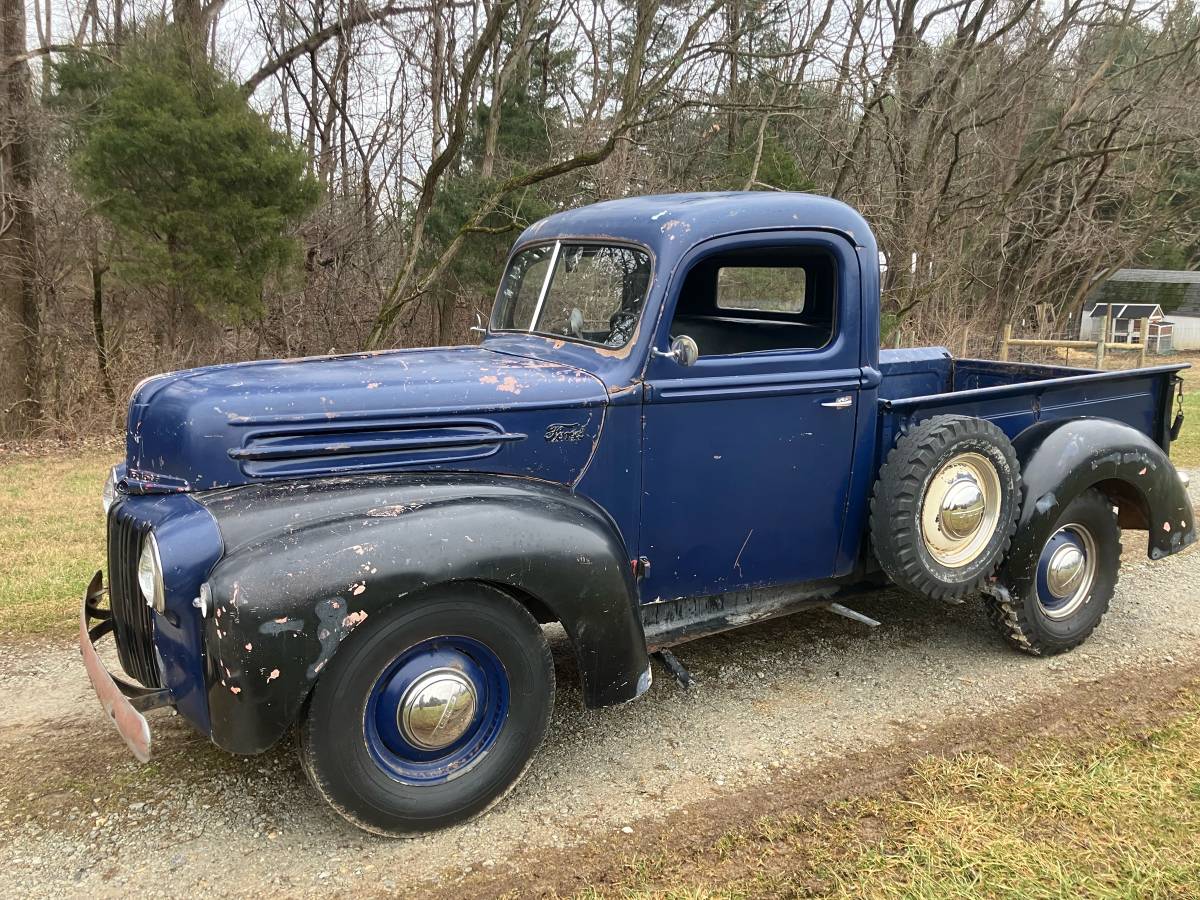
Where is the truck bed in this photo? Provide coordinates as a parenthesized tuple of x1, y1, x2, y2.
(877, 348, 1186, 468)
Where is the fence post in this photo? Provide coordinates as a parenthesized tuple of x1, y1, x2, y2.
(1000, 323, 1011, 362)
(1095, 338, 1105, 369)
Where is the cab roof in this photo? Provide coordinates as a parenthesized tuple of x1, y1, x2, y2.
(513, 191, 874, 266)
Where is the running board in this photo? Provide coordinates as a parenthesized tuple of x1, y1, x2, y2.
(825, 602, 881, 628)
(649, 601, 881, 694)
(641, 582, 882, 650)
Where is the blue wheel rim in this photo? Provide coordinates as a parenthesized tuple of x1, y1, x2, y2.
(364, 636, 509, 784)
(1035, 525, 1096, 619)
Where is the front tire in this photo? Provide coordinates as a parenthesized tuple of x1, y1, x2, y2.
(298, 583, 554, 836)
(985, 488, 1121, 655)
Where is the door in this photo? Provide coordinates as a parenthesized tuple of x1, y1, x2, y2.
(638, 232, 863, 602)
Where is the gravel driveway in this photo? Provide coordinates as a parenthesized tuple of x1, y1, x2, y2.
(2, 476, 1198, 898)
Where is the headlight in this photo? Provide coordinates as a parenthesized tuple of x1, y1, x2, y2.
(101, 466, 119, 514)
(137, 533, 166, 612)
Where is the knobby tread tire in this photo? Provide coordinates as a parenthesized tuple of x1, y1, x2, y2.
(983, 488, 1121, 656)
(871, 415, 1021, 602)
(297, 583, 554, 837)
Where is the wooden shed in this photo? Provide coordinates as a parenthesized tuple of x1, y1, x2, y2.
(1084, 302, 1173, 354)
(1080, 268, 1200, 353)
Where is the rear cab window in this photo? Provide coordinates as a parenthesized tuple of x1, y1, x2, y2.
(716, 267, 807, 313)
(670, 247, 836, 357)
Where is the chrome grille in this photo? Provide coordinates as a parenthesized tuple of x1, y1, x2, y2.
(106, 505, 162, 688)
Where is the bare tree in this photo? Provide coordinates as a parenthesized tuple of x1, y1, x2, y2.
(0, 0, 40, 436)
(4, 0, 1200, 432)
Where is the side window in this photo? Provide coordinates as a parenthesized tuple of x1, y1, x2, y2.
(716, 267, 806, 313)
(671, 248, 836, 357)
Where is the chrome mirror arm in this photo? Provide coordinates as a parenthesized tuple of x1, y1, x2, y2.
(652, 334, 699, 367)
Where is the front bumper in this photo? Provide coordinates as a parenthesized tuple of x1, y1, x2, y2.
(79, 570, 173, 762)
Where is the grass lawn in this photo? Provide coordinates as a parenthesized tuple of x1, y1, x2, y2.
(1174, 391, 1200, 467)
(580, 692, 1200, 898)
(1170, 357, 1200, 467)
(0, 452, 114, 637)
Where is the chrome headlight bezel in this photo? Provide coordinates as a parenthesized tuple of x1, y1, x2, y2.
(137, 532, 166, 613)
(101, 466, 119, 514)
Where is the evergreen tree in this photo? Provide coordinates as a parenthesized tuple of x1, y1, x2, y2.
(53, 30, 320, 329)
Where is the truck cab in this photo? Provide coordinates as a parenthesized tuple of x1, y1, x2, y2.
(485, 193, 881, 600)
(81, 192, 1194, 836)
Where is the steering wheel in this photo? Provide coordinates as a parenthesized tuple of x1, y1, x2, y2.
(607, 309, 638, 346)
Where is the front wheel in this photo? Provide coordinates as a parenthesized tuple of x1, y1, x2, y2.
(984, 488, 1121, 655)
(298, 583, 554, 836)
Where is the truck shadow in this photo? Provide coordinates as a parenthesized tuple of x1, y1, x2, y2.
(549, 586, 1000, 700)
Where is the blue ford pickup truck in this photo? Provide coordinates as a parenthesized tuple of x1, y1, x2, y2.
(82, 192, 1194, 835)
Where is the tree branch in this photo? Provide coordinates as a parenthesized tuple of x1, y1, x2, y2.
(242, 2, 458, 94)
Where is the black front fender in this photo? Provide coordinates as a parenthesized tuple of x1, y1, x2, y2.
(196, 474, 649, 754)
(1009, 418, 1195, 575)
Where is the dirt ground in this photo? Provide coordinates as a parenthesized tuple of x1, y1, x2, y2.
(2, 479, 1200, 898)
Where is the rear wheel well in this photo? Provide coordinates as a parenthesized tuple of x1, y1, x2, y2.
(1092, 477, 1150, 530)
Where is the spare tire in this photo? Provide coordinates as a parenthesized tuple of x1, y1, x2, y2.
(870, 415, 1020, 602)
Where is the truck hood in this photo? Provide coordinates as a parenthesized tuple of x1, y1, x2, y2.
(124, 346, 608, 492)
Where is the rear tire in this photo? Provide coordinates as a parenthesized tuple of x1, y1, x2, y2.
(871, 415, 1020, 602)
(298, 583, 554, 836)
(984, 488, 1121, 656)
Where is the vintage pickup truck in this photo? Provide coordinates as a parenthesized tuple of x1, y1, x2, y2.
(82, 192, 1194, 835)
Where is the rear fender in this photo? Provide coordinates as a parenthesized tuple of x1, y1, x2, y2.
(200, 476, 649, 754)
(1008, 419, 1195, 576)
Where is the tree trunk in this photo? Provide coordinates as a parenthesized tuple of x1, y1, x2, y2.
(479, 34, 502, 179)
(172, 0, 206, 53)
(437, 292, 457, 345)
(89, 242, 116, 405)
(0, 0, 41, 436)
(725, 0, 739, 154)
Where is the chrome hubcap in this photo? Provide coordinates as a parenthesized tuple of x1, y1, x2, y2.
(398, 668, 478, 750)
(1038, 524, 1098, 619)
(939, 480, 986, 539)
(1046, 544, 1086, 598)
(920, 452, 1003, 568)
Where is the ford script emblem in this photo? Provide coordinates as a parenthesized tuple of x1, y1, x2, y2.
(545, 422, 587, 443)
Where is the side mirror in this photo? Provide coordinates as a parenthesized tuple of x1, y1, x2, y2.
(653, 334, 699, 367)
(567, 307, 585, 338)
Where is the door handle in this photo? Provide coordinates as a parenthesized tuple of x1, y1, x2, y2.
(821, 395, 854, 409)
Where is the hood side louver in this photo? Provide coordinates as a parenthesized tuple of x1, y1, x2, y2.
(228, 418, 526, 479)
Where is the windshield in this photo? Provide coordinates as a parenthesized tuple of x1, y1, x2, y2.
(492, 242, 651, 348)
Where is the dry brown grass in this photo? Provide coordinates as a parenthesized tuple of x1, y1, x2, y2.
(573, 692, 1200, 899)
(0, 452, 114, 636)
